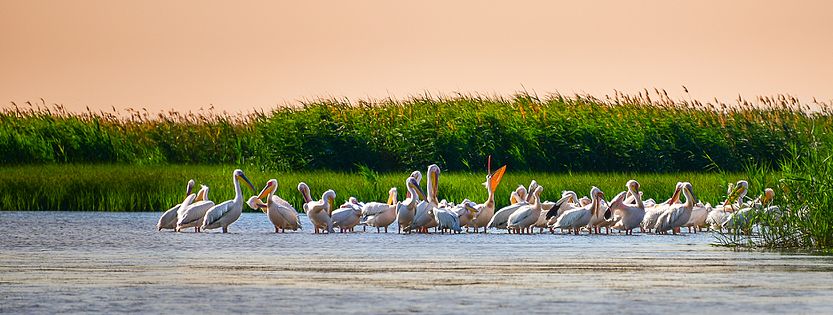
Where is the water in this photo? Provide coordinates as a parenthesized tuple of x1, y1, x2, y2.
(1, 211, 832, 314)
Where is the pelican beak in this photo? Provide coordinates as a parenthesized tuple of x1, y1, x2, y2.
(387, 191, 395, 205)
(327, 196, 335, 214)
(489, 165, 507, 193)
(238, 174, 256, 192)
(723, 185, 744, 207)
(669, 186, 682, 205)
(258, 182, 275, 200)
(412, 182, 426, 200)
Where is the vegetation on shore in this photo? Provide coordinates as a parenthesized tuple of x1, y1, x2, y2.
(2, 92, 829, 172)
(0, 164, 748, 212)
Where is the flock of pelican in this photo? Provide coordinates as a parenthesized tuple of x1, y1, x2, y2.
(156, 165, 778, 235)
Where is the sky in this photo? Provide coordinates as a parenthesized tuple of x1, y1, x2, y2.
(1, 0, 831, 113)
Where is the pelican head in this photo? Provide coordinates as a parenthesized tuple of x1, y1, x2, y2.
(482, 165, 507, 193)
(322, 189, 336, 214)
(667, 182, 684, 205)
(626, 179, 640, 192)
(579, 196, 591, 206)
(233, 169, 256, 192)
(185, 179, 196, 197)
(255, 179, 277, 208)
(297, 182, 312, 203)
(410, 170, 423, 185)
(683, 182, 697, 204)
(387, 187, 398, 205)
(348, 196, 359, 204)
(517, 185, 528, 199)
(195, 185, 210, 202)
(246, 195, 267, 211)
(427, 164, 441, 201)
(723, 180, 749, 207)
(762, 188, 775, 204)
(406, 176, 426, 201)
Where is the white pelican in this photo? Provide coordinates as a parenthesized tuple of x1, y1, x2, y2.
(176, 184, 214, 232)
(552, 187, 604, 235)
(469, 164, 507, 233)
(684, 202, 711, 233)
(507, 186, 544, 234)
(706, 180, 748, 231)
(609, 180, 645, 235)
(157, 179, 194, 231)
(332, 204, 362, 233)
(405, 170, 422, 199)
(397, 176, 426, 233)
(435, 202, 476, 234)
(488, 199, 527, 231)
(723, 187, 776, 232)
(588, 197, 614, 234)
(544, 192, 579, 231)
(509, 185, 527, 205)
(200, 169, 256, 233)
(642, 182, 683, 233)
(654, 182, 696, 234)
(362, 187, 399, 233)
(298, 182, 335, 234)
(247, 179, 301, 233)
(411, 164, 440, 233)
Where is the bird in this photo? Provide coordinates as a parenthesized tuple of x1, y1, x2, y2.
(361, 187, 399, 233)
(410, 164, 441, 233)
(642, 182, 683, 233)
(509, 185, 528, 205)
(435, 201, 477, 234)
(507, 185, 544, 234)
(683, 202, 711, 233)
(544, 192, 580, 232)
(706, 180, 748, 231)
(298, 182, 336, 234)
(723, 187, 776, 232)
(157, 179, 194, 231)
(654, 182, 696, 234)
(332, 202, 363, 233)
(552, 187, 604, 235)
(468, 161, 507, 233)
(609, 180, 646, 235)
(175, 184, 214, 232)
(247, 179, 301, 233)
(200, 169, 256, 233)
(397, 176, 425, 234)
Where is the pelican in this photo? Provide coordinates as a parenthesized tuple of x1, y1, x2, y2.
(684, 202, 711, 233)
(552, 187, 604, 235)
(654, 182, 696, 234)
(410, 164, 440, 233)
(200, 169, 256, 233)
(405, 170, 422, 199)
(435, 202, 476, 234)
(706, 180, 748, 231)
(488, 199, 527, 231)
(247, 179, 301, 233)
(397, 176, 426, 233)
(509, 185, 527, 205)
(525, 180, 539, 203)
(157, 179, 195, 231)
(175, 184, 214, 232)
(469, 164, 507, 233)
(544, 192, 579, 231)
(362, 187, 399, 233)
(332, 203, 362, 233)
(507, 186, 544, 234)
(588, 197, 614, 234)
(609, 180, 646, 235)
(642, 182, 683, 233)
(723, 187, 776, 232)
(298, 182, 336, 234)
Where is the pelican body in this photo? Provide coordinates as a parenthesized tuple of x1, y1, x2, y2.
(362, 187, 399, 233)
(157, 179, 194, 231)
(552, 187, 604, 235)
(507, 186, 544, 234)
(176, 184, 214, 232)
(200, 169, 256, 233)
(299, 182, 336, 234)
(654, 182, 696, 234)
(469, 165, 507, 233)
(248, 179, 301, 233)
(610, 180, 646, 235)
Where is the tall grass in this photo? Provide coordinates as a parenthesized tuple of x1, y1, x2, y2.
(2, 92, 829, 172)
(719, 133, 833, 250)
(0, 164, 743, 212)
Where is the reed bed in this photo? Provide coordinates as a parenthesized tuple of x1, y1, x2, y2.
(2, 91, 830, 172)
(0, 164, 747, 212)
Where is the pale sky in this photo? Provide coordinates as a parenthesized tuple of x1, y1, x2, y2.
(1, 0, 831, 113)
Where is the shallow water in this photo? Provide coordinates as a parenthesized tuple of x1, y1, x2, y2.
(1, 211, 832, 314)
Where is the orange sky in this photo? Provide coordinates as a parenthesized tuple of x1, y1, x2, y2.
(1, 0, 831, 113)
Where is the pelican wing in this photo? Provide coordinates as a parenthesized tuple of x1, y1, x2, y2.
(553, 208, 591, 229)
(488, 203, 524, 228)
(271, 195, 295, 212)
(202, 200, 233, 227)
(157, 204, 181, 229)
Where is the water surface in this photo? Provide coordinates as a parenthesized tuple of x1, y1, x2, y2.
(2, 211, 832, 314)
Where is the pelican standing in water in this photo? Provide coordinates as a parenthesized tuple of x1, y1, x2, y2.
(299, 182, 336, 234)
(609, 180, 646, 235)
(247, 179, 301, 233)
(411, 164, 440, 233)
(332, 202, 363, 233)
(200, 169, 256, 233)
(469, 158, 507, 233)
(507, 185, 544, 234)
(642, 182, 683, 233)
(361, 187, 399, 233)
(488, 180, 536, 231)
(552, 187, 604, 235)
(707, 180, 748, 231)
(176, 184, 214, 232)
(397, 176, 425, 234)
(157, 179, 194, 231)
(654, 182, 696, 234)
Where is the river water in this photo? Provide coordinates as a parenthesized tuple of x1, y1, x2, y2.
(1, 211, 832, 314)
